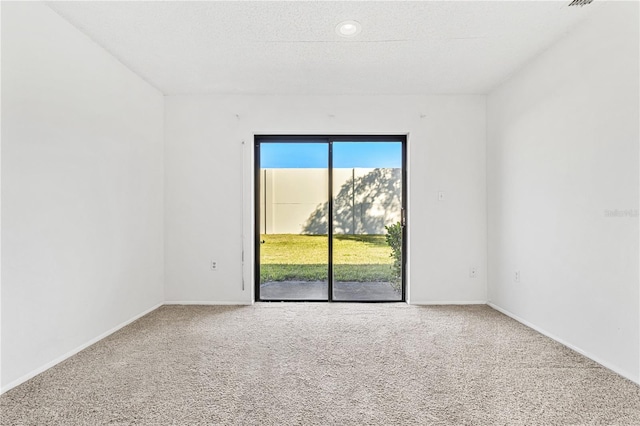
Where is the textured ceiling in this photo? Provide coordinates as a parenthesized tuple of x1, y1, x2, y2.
(46, 1, 599, 95)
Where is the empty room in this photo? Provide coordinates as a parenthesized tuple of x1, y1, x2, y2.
(1, 0, 639, 424)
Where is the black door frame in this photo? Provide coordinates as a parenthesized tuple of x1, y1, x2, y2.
(254, 135, 407, 302)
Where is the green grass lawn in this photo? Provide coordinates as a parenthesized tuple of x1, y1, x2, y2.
(259, 234, 394, 282)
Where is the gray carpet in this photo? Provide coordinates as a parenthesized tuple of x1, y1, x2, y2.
(1, 304, 639, 425)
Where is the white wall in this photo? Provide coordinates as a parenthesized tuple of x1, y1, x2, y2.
(487, 2, 639, 383)
(164, 94, 487, 304)
(260, 168, 401, 235)
(260, 168, 329, 234)
(1, 2, 165, 391)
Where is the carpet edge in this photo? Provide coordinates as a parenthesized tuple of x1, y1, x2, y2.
(488, 302, 640, 385)
(0, 302, 163, 395)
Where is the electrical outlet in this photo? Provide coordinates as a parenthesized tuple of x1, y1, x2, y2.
(211, 260, 218, 271)
(469, 267, 477, 278)
(514, 271, 520, 282)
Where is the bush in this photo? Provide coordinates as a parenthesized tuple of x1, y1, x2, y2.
(385, 222, 403, 290)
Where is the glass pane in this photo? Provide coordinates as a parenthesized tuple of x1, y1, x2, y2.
(332, 142, 403, 301)
(259, 142, 329, 300)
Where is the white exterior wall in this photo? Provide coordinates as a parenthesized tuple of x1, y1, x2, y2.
(260, 168, 328, 234)
(259, 168, 401, 235)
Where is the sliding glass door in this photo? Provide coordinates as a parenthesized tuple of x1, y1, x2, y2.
(255, 136, 406, 302)
(257, 141, 330, 301)
(331, 142, 403, 301)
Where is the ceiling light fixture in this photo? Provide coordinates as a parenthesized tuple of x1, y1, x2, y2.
(336, 20, 362, 37)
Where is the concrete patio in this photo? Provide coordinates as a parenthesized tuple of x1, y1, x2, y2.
(259, 280, 401, 301)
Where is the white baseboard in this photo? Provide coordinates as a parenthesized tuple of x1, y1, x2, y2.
(0, 303, 162, 395)
(410, 300, 487, 305)
(163, 300, 252, 305)
(488, 302, 639, 385)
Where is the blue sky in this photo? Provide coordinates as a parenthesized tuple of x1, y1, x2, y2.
(260, 142, 402, 168)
